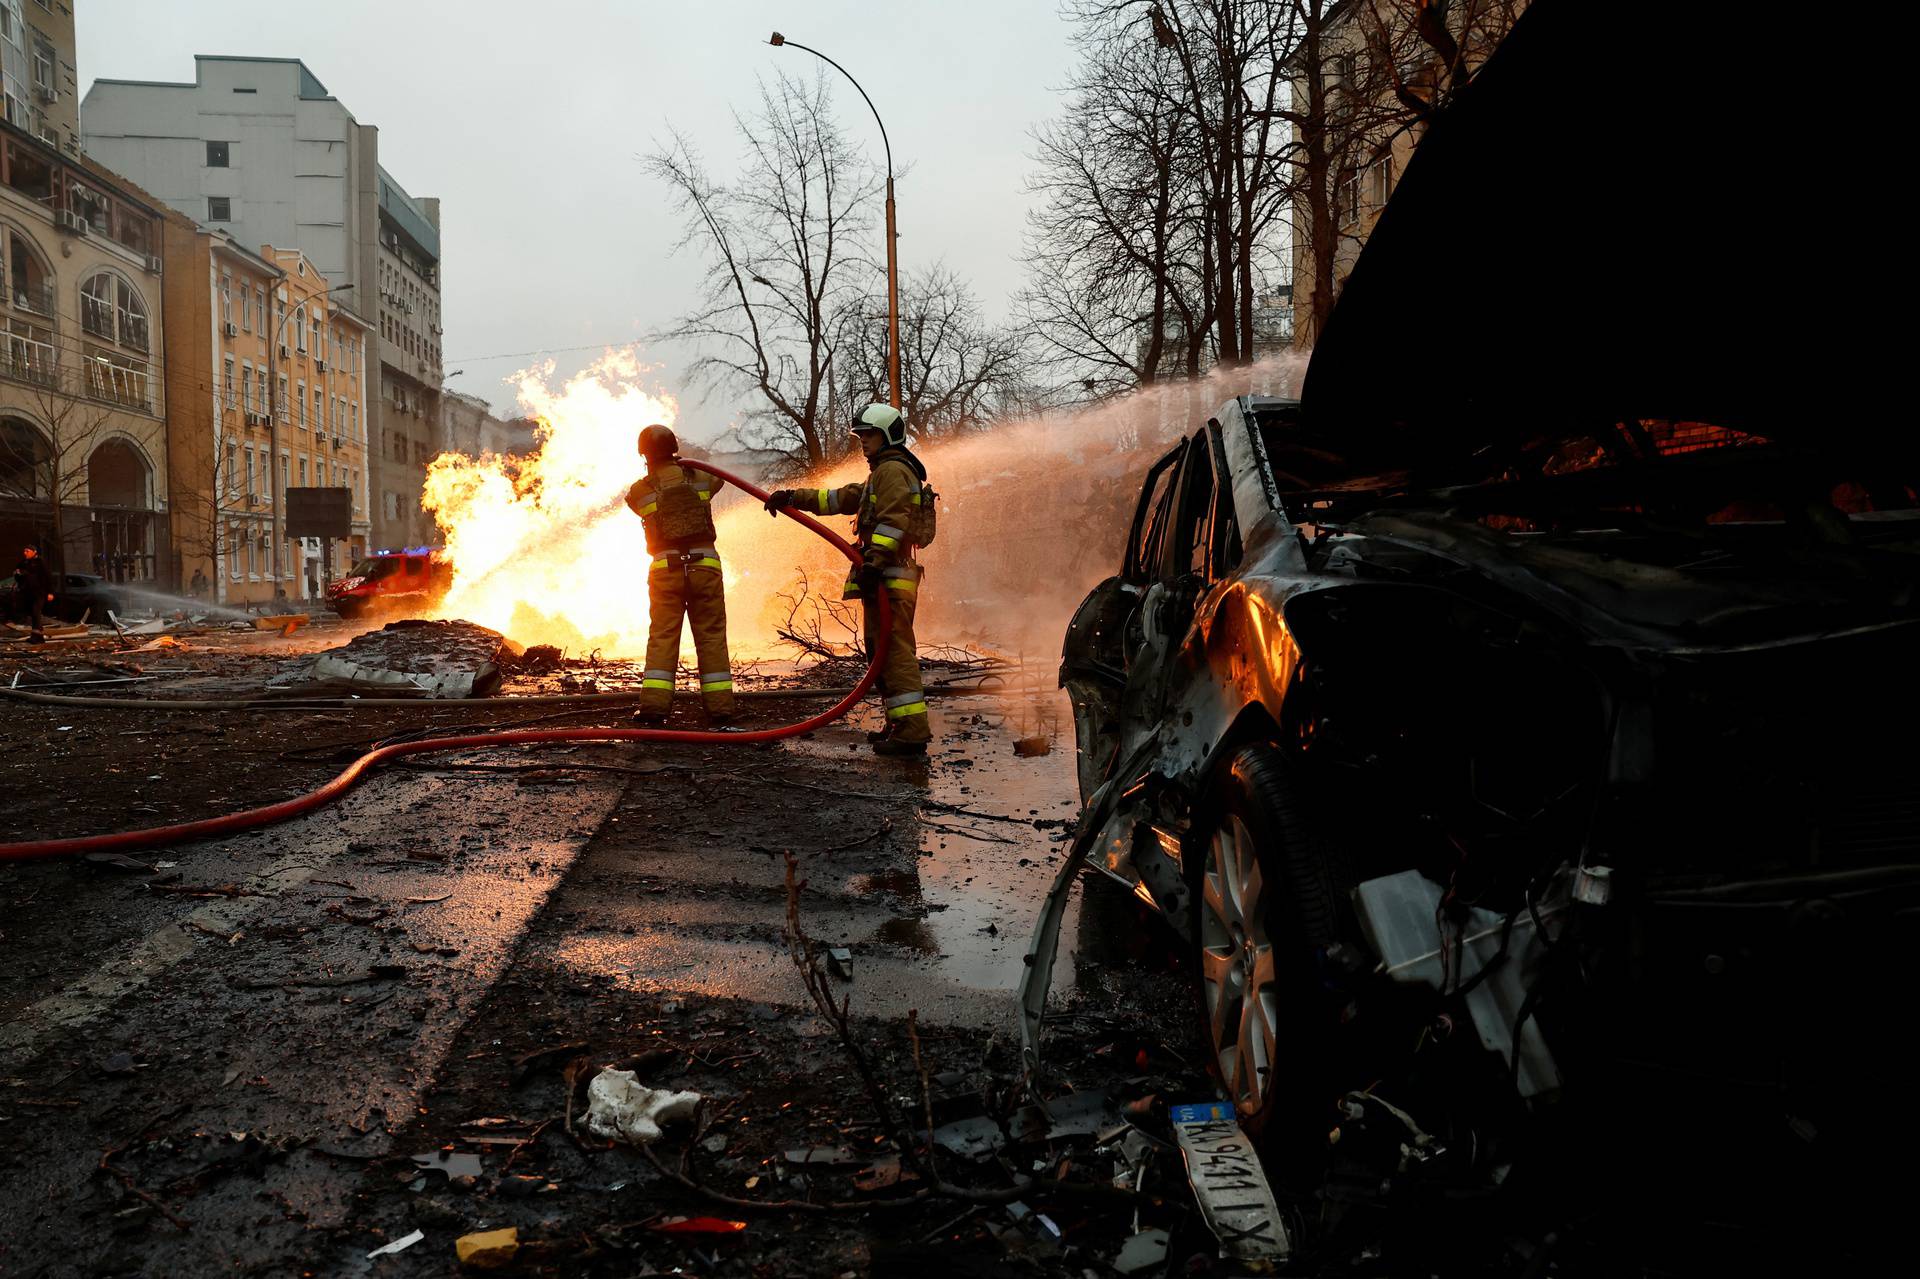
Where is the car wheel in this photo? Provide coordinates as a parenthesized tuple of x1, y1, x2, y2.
(1195, 744, 1342, 1141)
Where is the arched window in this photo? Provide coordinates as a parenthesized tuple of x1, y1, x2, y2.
(1, 416, 51, 499)
(4, 226, 55, 319)
(80, 272, 149, 351)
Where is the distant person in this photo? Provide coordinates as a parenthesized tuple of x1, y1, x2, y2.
(624, 424, 734, 726)
(189, 568, 209, 600)
(11, 545, 54, 643)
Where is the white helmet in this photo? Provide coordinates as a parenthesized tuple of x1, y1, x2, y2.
(852, 403, 908, 448)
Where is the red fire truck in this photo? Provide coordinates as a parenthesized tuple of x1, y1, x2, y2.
(326, 548, 452, 619)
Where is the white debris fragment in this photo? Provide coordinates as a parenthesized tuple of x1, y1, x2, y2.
(366, 1228, 425, 1257)
(582, 1068, 701, 1145)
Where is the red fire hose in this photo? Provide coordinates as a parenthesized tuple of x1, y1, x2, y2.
(0, 460, 889, 864)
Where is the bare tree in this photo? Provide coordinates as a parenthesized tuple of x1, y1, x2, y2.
(645, 72, 883, 471)
(833, 265, 1030, 442)
(167, 425, 247, 599)
(1020, 0, 1523, 387)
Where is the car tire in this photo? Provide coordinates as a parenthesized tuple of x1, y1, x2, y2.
(1192, 744, 1344, 1150)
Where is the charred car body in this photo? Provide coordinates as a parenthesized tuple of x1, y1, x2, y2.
(1057, 2, 1910, 1268)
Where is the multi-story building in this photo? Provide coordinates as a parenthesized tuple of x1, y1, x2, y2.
(1, 117, 170, 585)
(156, 222, 281, 602)
(1287, 1, 1522, 345)
(441, 388, 528, 460)
(265, 244, 369, 594)
(81, 54, 443, 555)
(2, 0, 78, 156)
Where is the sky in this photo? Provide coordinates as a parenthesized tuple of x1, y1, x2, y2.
(76, 0, 1078, 439)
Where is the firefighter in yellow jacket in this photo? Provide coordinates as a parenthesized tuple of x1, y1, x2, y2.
(625, 425, 734, 725)
(765, 404, 933, 757)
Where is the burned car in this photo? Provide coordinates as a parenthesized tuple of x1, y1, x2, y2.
(1055, 1, 1911, 1268)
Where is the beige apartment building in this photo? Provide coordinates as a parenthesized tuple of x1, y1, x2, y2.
(1, 116, 170, 587)
(1289, 0, 1523, 345)
(2, 0, 79, 157)
(265, 245, 370, 594)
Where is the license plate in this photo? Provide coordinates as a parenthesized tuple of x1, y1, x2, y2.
(1169, 1102, 1291, 1263)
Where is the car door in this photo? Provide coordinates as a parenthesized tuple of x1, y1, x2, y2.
(1062, 431, 1227, 799)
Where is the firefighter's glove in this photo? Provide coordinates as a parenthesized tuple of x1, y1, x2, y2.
(763, 490, 797, 516)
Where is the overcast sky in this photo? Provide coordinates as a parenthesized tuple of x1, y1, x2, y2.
(77, 0, 1076, 437)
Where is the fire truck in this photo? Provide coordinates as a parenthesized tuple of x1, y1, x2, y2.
(325, 547, 452, 619)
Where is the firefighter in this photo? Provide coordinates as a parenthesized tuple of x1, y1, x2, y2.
(764, 404, 934, 757)
(624, 425, 734, 726)
(11, 545, 54, 644)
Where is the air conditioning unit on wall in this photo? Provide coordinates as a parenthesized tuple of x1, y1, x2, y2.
(54, 210, 86, 235)
(224, 322, 238, 338)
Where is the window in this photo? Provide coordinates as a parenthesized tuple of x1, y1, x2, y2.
(220, 271, 232, 326)
(208, 196, 231, 222)
(224, 357, 235, 407)
(298, 456, 307, 485)
(297, 381, 307, 430)
(1368, 158, 1392, 210)
(225, 441, 238, 499)
(1336, 166, 1361, 227)
(254, 286, 266, 334)
(294, 307, 307, 352)
(80, 274, 116, 340)
(239, 279, 251, 331)
(228, 525, 240, 579)
(350, 402, 358, 441)
(245, 447, 256, 496)
(277, 375, 289, 419)
(312, 386, 323, 429)
(240, 366, 252, 414)
(206, 141, 229, 168)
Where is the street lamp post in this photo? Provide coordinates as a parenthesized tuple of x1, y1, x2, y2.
(769, 32, 901, 411)
(267, 281, 352, 595)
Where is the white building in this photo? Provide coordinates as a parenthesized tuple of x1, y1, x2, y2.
(80, 55, 443, 552)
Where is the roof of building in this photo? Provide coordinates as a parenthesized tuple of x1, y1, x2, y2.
(91, 55, 334, 102)
(376, 166, 439, 261)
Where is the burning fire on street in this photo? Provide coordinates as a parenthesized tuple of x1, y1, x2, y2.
(421, 351, 851, 657)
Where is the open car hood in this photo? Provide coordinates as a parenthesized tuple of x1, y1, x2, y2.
(1299, 0, 1908, 465)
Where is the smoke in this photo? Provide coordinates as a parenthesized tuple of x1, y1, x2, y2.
(712, 352, 1310, 659)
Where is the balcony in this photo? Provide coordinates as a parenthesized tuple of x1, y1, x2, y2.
(0, 330, 58, 387)
(83, 356, 152, 411)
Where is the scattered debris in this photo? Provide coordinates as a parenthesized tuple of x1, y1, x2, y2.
(580, 1069, 700, 1145)
(827, 946, 854, 980)
(366, 1228, 425, 1258)
(1012, 735, 1052, 757)
(454, 1226, 519, 1268)
(81, 852, 156, 874)
(650, 1216, 747, 1235)
(1114, 1228, 1171, 1274)
(267, 619, 519, 699)
(412, 1150, 484, 1180)
(784, 1146, 862, 1167)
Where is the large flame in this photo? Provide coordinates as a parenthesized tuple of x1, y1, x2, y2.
(423, 352, 685, 655)
(422, 350, 855, 657)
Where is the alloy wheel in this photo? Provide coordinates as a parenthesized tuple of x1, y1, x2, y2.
(1199, 813, 1279, 1116)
